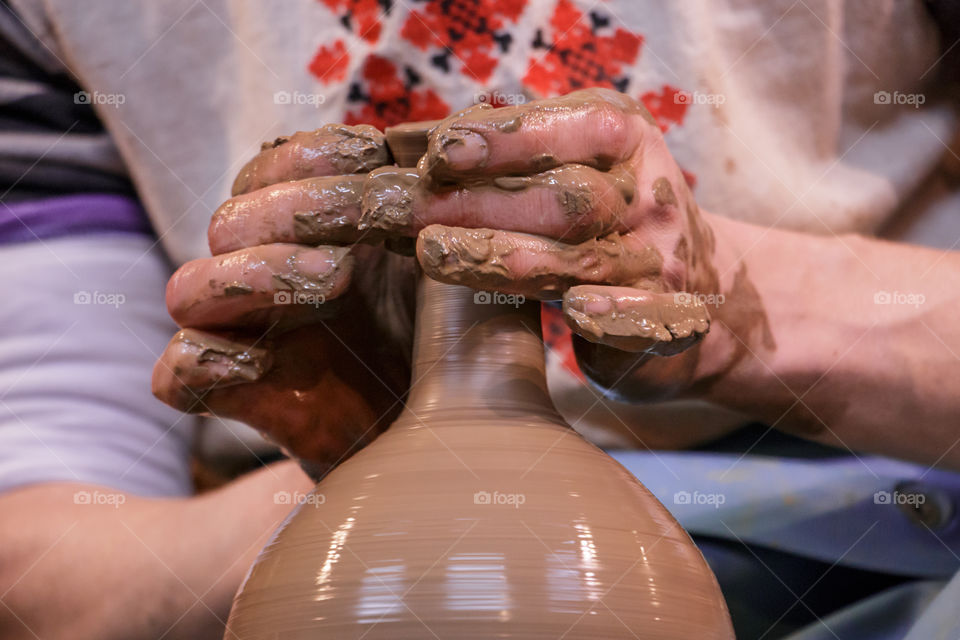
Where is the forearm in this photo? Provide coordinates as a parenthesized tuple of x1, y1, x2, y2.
(693, 213, 960, 465)
(0, 461, 311, 640)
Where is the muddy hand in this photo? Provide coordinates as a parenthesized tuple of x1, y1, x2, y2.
(415, 88, 720, 358)
(153, 125, 414, 475)
(276, 90, 718, 362)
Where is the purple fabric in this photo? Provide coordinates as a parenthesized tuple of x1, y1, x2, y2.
(0, 193, 152, 245)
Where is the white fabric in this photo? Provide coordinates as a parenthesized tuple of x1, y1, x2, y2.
(9, 0, 954, 265)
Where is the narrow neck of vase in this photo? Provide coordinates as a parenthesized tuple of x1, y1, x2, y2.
(404, 276, 562, 421)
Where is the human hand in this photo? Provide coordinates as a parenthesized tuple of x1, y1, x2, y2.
(365, 89, 724, 400)
(152, 125, 416, 477)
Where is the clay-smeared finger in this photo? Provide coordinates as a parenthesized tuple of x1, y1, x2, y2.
(152, 329, 274, 413)
(210, 175, 375, 254)
(563, 285, 710, 355)
(420, 88, 653, 181)
(167, 244, 353, 330)
(361, 164, 635, 244)
(417, 225, 662, 300)
(232, 124, 389, 196)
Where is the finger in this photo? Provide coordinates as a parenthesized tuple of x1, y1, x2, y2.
(420, 88, 654, 181)
(210, 175, 373, 254)
(231, 124, 389, 196)
(360, 164, 635, 244)
(152, 324, 394, 473)
(416, 225, 662, 300)
(166, 244, 353, 330)
(563, 285, 709, 355)
(152, 329, 273, 414)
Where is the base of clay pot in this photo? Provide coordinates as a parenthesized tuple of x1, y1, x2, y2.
(225, 405, 733, 638)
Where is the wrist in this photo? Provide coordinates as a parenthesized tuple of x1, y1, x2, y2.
(684, 213, 853, 424)
(680, 211, 766, 397)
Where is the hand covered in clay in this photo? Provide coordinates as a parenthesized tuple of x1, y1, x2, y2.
(152, 126, 416, 476)
(367, 89, 722, 398)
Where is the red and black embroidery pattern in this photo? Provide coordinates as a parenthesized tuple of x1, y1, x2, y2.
(524, 0, 642, 97)
(319, 0, 392, 42)
(309, 39, 351, 83)
(343, 55, 451, 129)
(401, 0, 526, 82)
(307, 3, 698, 368)
(639, 84, 689, 133)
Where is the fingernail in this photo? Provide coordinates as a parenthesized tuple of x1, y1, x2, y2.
(291, 247, 352, 281)
(176, 329, 272, 386)
(565, 291, 614, 315)
(438, 129, 488, 171)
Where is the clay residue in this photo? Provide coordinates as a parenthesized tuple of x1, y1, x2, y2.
(359, 167, 421, 233)
(420, 88, 652, 182)
(418, 225, 663, 298)
(419, 227, 511, 280)
(232, 124, 388, 195)
(322, 124, 390, 174)
(652, 177, 677, 207)
(564, 288, 709, 355)
(176, 329, 271, 387)
(385, 120, 441, 167)
(261, 136, 289, 150)
(223, 282, 254, 296)
(489, 164, 634, 241)
(293, 177, 365, 244)
(272, 248, 352, 296)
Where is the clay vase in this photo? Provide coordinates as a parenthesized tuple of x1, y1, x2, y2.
(223, 276, 734, 639)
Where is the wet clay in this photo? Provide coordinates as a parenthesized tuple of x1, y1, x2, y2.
(361, 164, 635, 245)
(385, 119, 442, 167)
(224, 278, 734, 639)
(222, 282, 254, 296)
(652, 176, 678, 207)
(564, 288, 709, 355)
(271, 248, 352, 296)
(290, 176, 370, 245)
(231, 124, 388, 196)
(493, 163, 636, 216)
(358, 167, 421, 233)
(420, 88, 656, 181)
(417, 226, 663, 299)
(171, 328, 271, 409)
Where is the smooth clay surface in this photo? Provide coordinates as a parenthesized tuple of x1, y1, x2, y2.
(224, 280, 734, 639)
